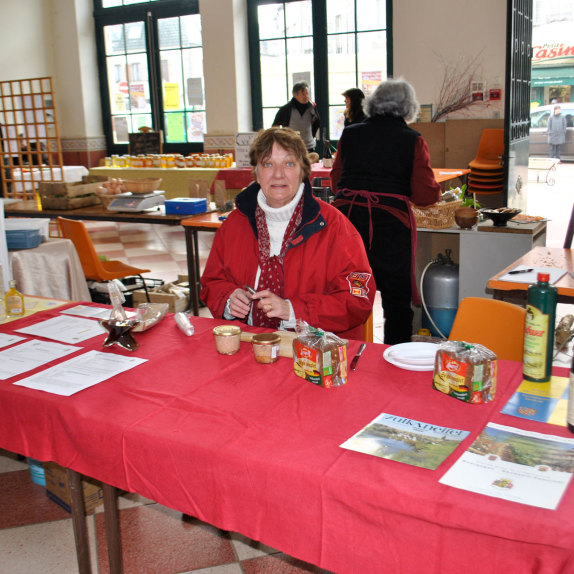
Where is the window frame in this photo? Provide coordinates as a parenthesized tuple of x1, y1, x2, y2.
(93, 0, 203, 155)
(247, 0, 393, 142)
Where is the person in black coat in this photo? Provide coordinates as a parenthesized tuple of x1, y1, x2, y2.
(272, 82, 320, 152)
(342, 88, 366, 127)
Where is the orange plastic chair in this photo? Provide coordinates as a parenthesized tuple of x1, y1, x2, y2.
(468, 129, 504, 171)
(362, 310, 374, 343)
(57, 217, 151, 301)
(448, 297, 526, 361)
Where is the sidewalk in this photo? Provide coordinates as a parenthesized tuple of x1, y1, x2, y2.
(525, 159, 573, 248)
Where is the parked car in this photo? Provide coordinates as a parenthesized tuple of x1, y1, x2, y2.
(529, 103, 574, 160)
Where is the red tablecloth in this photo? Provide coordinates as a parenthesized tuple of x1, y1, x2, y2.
(211, 164, 332, 192)
(1, 305, 573, 573)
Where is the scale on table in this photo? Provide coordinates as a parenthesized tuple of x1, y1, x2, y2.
(107, 191, 165, 212)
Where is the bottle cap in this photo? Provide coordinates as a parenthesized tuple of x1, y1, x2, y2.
(538, 272, 550, 282)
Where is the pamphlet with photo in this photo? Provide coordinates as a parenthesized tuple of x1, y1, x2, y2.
(340, 413, 470, 470)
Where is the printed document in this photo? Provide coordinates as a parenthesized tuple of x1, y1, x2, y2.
(440, 422, 574, 509)
(14, 350, 147, 396)
(15, 315, 105, 344)
(0, 340, 80, 379)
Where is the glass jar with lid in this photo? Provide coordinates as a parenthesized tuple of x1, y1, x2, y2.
(213, 325, 242, 355)
(251, 333, 281, 364)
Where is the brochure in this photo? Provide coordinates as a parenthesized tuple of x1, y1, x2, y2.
(440, 422, 574, 510)
(14, 350, 147, 396)
(340, 413, 470, 470)
(501, 376, 569, 427)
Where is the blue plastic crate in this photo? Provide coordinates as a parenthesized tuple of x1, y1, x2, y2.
(164, 197, 208, 215)
(6, 229, 42, 250)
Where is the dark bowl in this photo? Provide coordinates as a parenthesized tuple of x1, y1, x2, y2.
(481, 208, 521, 227)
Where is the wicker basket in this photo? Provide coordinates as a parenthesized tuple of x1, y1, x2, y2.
(411, 199, 462, 229)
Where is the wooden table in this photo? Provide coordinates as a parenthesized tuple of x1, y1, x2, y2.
(487, 246, 574, 303)
(4, 203, 192, 227)
(89, 166, 220, 200)
(181, 211, 230, 314)
(432, 168, 471, 185)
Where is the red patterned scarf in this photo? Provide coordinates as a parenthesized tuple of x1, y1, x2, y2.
(251, 198, 303, 328)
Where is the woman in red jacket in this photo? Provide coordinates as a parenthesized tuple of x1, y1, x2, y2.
(201, 127, 375, 341)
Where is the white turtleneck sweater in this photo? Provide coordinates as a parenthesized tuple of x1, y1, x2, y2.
(224, 183, 304, 328)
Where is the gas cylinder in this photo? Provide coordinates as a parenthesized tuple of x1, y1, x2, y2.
(421, 249, 459, 337)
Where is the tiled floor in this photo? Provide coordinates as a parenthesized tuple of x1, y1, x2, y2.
(0, 449, 333, 573)
(1, 161, 573, 573)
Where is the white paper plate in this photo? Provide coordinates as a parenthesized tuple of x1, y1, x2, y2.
(383, 342, 439, 371)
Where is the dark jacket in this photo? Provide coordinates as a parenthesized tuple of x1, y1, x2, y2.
(272, 99, 320, 138)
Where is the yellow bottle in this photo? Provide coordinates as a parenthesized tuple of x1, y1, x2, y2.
(5, 280, 25, 318)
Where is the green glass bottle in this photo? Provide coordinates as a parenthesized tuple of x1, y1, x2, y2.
(523, 272, 557, 382)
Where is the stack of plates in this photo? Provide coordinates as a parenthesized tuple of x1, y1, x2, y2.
(383, 342, 439, 371)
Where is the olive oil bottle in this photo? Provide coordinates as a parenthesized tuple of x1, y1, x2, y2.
(567, 355, 574, 434)
(523, 272, 557, 382)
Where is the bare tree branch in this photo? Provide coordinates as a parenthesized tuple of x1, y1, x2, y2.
(431, 53, 485, 122)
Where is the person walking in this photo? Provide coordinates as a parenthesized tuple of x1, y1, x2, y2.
(547, 105, 567, 161)
(273, 82, 320, 152)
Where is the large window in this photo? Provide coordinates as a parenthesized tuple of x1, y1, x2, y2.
(94, 0, 204, 154)
(248, 0, 391, 141)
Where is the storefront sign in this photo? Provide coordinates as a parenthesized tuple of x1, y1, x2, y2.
(532, 43, 574, 64)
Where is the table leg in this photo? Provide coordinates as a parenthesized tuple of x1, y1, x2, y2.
(184, 227, 200, 315)
(103, 483, 123, 574)
(66, 468, 92, 574)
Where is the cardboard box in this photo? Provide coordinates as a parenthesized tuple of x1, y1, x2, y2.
(44, 462, 103, 514)
(132, 284, 189, 313)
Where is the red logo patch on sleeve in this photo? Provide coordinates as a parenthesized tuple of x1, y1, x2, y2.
(346, 272, 371, 299)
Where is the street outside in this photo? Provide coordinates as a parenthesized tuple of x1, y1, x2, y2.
(525, 159, 573, 248)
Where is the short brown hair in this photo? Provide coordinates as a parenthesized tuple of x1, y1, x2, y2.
(249, 127, 311, 182)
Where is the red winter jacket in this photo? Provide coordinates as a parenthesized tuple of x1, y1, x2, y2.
(200, 181, 375, 340)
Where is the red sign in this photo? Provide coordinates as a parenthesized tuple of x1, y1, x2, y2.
(532, 43, 574, 63)
(118, 81, 129, 94)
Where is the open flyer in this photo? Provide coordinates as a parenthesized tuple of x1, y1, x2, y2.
(440, 422, 574, 510)
(340, 413, 470, 470)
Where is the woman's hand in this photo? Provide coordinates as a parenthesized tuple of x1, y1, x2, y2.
(254, 289, 290, 322)
(228, 287, 253, 319)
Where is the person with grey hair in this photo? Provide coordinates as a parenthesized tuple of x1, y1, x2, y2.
(547, 105, 567, 161)
(272, 82, 321, 152)
(332, 78, 440, 344)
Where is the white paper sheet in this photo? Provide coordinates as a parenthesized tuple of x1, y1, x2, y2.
(14, 350, 147, 396)
(0, 340, 80, 379)
(15, 315, 106, 344)
(0, 333, 26, 349)
(498, 265, 568, 285)
(440, 423, 574, 510)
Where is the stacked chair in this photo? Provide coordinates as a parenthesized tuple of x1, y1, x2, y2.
(467, 129, 505, 194)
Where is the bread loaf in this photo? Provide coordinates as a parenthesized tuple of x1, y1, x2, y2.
(433, 341, 497, 404)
